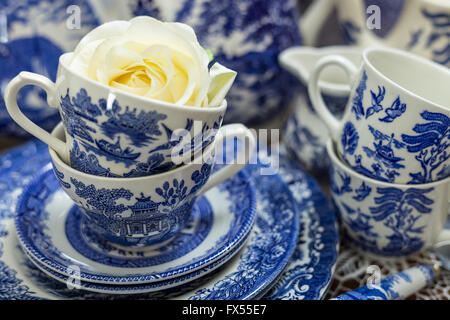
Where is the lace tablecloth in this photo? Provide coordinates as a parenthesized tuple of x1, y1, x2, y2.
(325, 241, 450, 300)
(316, 178, 450, 300)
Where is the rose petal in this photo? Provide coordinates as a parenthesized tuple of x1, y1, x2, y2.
(207, 62, 237, 107)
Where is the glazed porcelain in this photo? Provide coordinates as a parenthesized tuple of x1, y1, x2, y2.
(306, 0, 450, 67)
(15, 164, 256, 288)
(335, 0, 450, 67)
(309, 47, 450, 184)
(279, 46, 361, 175)
(131, 0, 303, 125)
(327, 138, 450, 257)
(47, 122, 255, 247)
(0, 140, 315, 299)
(333, 264, 436, 300)
(4, 52, 227, 177)
(0, 0, 102, 137)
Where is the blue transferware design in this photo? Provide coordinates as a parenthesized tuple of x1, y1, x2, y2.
(132, 0, 302, 125)
(284, 118, 330, 177)
(401, 111, 450, 183)
(98, 99, 167, 148)
(330, 167, 352, 196)
(330, 166, 436, 256)
(15, 164, 256, 285)
(282, 85, 348, 177)
(341, 122, 359, 156)
(69, 141, 118, 178)
(352, 182, 371, 202)
(340, 20, 361, 45)
(365, 86, 385, 119)
(0, 0, 100, 138)
(350, 126, 406, 183)
(58, 162, 213, 247)
(52, 166, 70, 190)
(350, 70, 407, 123)
(408, 9, 450, 66)
(370, 187, 433, 255)
(0, 141, 337, 299)
(263, 150, 339, 300)
(351, 70, 368, 120)
(60, 87, 220, 177)
(333, 264, 435, 300)
(379, 96, 407, 123)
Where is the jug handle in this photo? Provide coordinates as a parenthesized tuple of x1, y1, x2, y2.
(307, 54, 358, 142)
(301, 0, 335, 46)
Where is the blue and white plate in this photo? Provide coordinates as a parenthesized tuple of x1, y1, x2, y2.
(0, 140, 338, 299)
(15, 164, 256, 286)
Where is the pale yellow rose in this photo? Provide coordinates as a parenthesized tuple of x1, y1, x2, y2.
(69, 16, 236, 107)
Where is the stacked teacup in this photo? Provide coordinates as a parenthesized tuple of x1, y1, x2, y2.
(4, 17, 255, 248)
(308, 47, 450, 257)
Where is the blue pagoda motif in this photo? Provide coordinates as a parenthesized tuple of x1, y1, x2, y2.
(122, 193, 167, 237)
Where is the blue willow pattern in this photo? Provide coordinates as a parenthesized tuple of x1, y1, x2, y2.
(408, 9, 450, 66)
(331, 167, 435, 256)
(401, 111, 450, 183)
(59, 162, 212, 244)
(60, 88, 220, 177)
(0, 140, 304, 299)
(343, 69, 450, 183)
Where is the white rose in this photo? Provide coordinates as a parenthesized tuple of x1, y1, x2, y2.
(69, 16, 236, 107)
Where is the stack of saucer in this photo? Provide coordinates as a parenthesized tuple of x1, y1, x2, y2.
(0, 137, 340, 299)
(308, 47, 450, 257)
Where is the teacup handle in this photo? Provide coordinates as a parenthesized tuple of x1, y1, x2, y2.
(307, 55, 359, 142)
(4, 72, 68, 162)
(197, 123, 256, 197)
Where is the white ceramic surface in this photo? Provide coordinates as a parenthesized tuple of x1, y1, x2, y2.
(47, 122, 255, 247)
(327, 138, 450, 257)
(309, 47, 450, 184)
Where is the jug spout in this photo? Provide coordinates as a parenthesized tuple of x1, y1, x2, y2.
(278, 46, 362, 96)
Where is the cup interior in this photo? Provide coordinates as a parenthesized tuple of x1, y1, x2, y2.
(58, 52, 227, 112)
(364, 48, 450, 109)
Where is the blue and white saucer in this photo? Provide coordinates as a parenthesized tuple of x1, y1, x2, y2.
(15, 165, 256, 286)
(0, 140, 338, 299)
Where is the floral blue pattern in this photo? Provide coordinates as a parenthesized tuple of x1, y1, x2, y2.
(0, 140, 337, 299)
(0, 0, 100, 137)
(54, 162, 213, 247)
(59, 88, 222, 177)
(401, 111, 450, 183)
(16, 166, 256, 284)
(341, 122, 359, 156)
(331, 166, 436, 256)
(408, 9, 450, 66)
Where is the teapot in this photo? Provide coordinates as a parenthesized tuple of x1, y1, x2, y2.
(302, 0, 450, 66)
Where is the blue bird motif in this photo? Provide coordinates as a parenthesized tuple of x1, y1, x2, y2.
(379, 96, 407, 123)
(365, 86, 386, 119)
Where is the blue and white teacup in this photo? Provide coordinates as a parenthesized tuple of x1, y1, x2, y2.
(309, 47, 450, 184)
(48, 122, 255, 248)
(327, 138, 450, 257)
(279, 46, 361, 176)
(4, 52, 226, 177)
